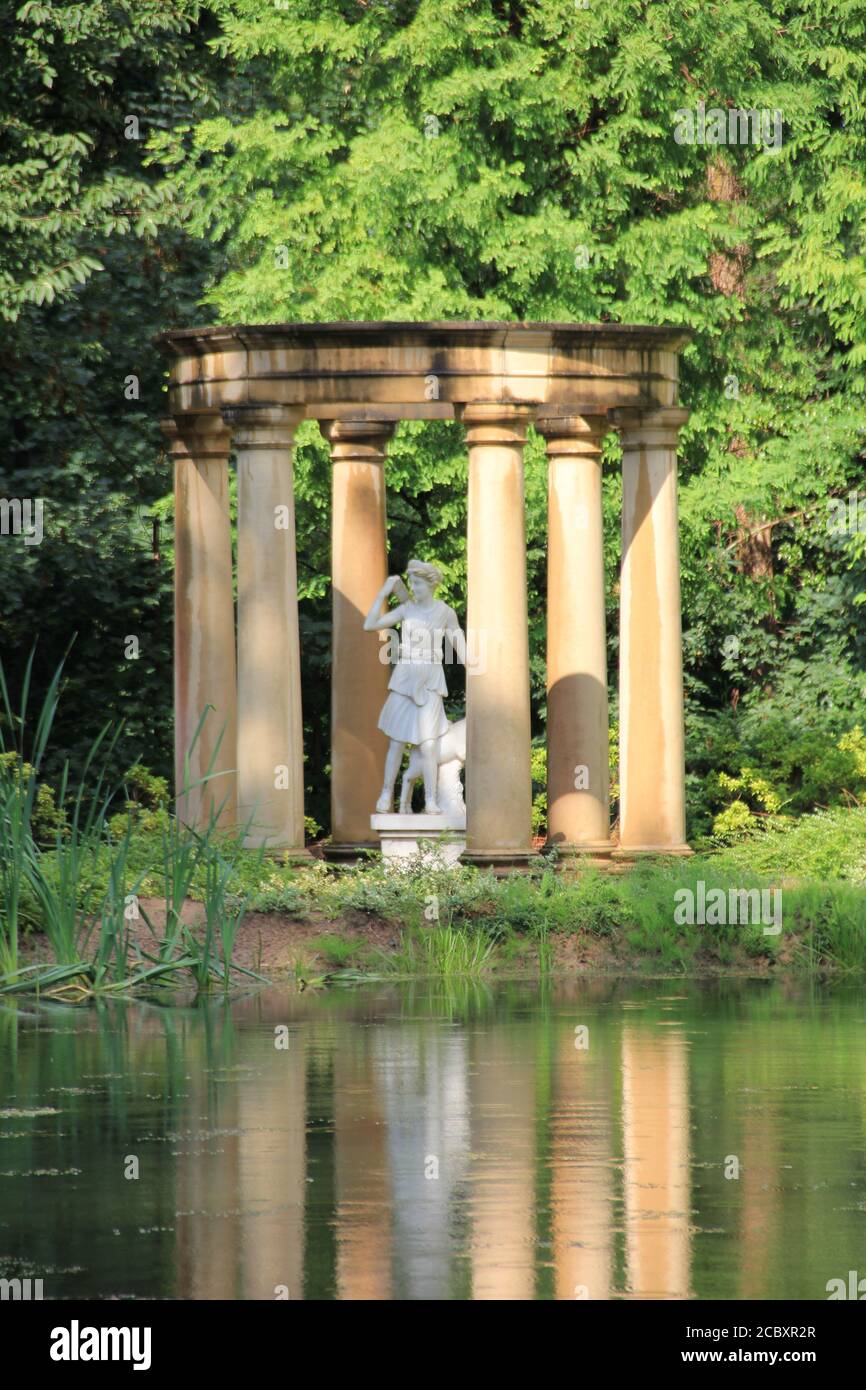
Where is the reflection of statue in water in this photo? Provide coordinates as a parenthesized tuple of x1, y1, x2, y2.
(364, 559, 465, 814)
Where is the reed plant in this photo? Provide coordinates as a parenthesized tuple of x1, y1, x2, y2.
(0, 654, 64, 976)
(0, 659, 261, 1000)
(386, 909, 497, 978)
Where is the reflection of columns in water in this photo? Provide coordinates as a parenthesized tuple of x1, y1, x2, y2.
(236, 1030, 307, 1300)
(621, 1027, 691, 1298)
(333, 1037, 393, 1299)
(550, 1025, 613, 1300)
(737, 1106, 779, 1299)
(175, 1029, 306, 1299)
(175, 1058, 243, 1299)
(468, 1026, 536, 1300)
(373, 1026, 470, 1299)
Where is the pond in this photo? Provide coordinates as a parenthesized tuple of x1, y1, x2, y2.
(1, 977, 864, 1300)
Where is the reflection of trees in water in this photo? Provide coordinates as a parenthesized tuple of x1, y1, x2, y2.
(0, 997, 199, 1296)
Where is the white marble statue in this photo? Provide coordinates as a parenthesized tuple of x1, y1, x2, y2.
(364, 559, 465, 815)
(400, 717, 466, 822)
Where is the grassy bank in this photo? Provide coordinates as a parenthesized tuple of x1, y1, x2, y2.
(4, 661, 866, 991)
(9, 814, 866, 984)
(15, 804, 857, 982)
(247, 828, 866, 978)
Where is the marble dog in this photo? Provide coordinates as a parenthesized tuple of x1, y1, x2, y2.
(399, 717, 466, 820)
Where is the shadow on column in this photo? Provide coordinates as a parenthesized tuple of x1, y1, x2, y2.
(546, 670, 612, 849)
(329, 588, 389, 850)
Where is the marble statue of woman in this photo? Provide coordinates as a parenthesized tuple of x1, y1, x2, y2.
(364, 559, 465, 814)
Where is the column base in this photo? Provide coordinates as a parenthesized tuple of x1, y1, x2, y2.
(261, 846, 314, 864)
(612, 844, 693, 860)
(462, 849, 541, 875)
(546, 838, 614, 856)
(546, 840, 616, 870)
(322, 840, 380, 863)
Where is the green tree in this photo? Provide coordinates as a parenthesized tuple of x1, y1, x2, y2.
(0, 2, 224, 786)
(5, 0, 866, 838)
(150, 0, 866, 832)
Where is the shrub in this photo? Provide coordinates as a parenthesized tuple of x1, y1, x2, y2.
(0, 751, 66, 845)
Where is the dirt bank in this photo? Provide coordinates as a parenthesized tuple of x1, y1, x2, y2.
(17, 898, 786, 980)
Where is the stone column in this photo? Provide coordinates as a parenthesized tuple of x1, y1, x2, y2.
(163, 414, 237, 832)
(321, 419, 394, 860)
(612, 407, 690, 855)
(539, 414, 611, 857)
(224, 405, 308, 853)
(459, 404, 536, 867)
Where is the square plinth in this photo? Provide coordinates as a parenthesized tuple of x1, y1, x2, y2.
(370, 814, 466, 869)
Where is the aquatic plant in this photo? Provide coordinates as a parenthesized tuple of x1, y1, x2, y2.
(0, 659, 263, 1000)
(386, 918, 497, 978)
(0, 653, 64, 976)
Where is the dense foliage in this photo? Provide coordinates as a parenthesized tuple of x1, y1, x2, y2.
(0, 0, 220, 786)
(3, 0, 866, 842)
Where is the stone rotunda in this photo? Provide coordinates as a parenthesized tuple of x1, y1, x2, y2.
(158, 321, 692, 867)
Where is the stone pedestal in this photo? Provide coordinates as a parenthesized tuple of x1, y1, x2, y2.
(371, 814, 466, 869)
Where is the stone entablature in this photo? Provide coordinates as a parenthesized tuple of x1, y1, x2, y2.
(158, 321, 687, 415)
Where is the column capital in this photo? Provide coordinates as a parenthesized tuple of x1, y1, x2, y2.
(320, 418, 396, 464)
(457, 402, 536, 444)
(536, 412, 608, 458)
(609, 406, 690, 448)
(222, 404, 305, 450)
(162, 413, 231, 461)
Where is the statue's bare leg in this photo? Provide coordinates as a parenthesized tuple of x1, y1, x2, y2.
(399, 761, 415, 813)
(377, 740, 405, 813)
(419, 738, 440, 813)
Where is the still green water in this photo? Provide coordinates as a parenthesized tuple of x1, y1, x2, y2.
(1, 978, 864, 1300)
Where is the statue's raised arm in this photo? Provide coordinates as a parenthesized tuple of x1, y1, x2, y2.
(363, 574, 410, 632)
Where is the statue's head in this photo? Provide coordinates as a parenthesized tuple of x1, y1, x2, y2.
(406, 558, 442, 602)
